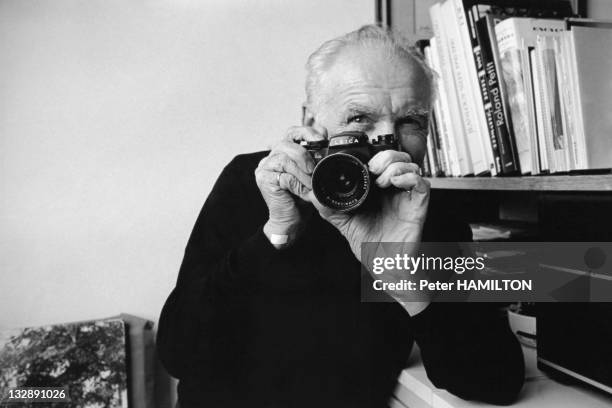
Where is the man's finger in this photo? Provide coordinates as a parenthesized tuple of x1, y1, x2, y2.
(261, 153, 312, 189)
(272, 141, 315, 174)
(285, 126, 327, 142)
(255, 169, 283, 192)
(375, 162, 420, 188)
(279, 172, 311, 199)
(409, 177, 430, 207)
(390, 174, 430, 205)
(389, 172, 419, 190)
(368, 150, 413, 175)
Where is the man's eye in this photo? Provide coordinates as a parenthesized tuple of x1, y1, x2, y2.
(348, 115, 369, 124)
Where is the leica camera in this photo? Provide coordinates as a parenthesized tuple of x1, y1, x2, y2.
(301, 131, 399, 212)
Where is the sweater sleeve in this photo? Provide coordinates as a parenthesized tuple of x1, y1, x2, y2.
(410, 301, 525, 404)
(410, 207, 525, 405)
(156, 155, 307, 379)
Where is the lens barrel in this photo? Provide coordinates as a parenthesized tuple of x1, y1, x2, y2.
(311, 153, 371, 212)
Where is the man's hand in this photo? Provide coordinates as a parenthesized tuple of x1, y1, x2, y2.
(310, 149, 431, 314)
(311, 149, 430, 256)
(255, 126, 325, 247)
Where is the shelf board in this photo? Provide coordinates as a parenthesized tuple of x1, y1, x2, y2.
(427, 174, 612, 191)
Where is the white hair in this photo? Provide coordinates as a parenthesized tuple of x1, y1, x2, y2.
(305, 25, 436, 111)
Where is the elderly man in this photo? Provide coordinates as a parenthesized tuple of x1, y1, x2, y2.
(157, 25, 524, 408)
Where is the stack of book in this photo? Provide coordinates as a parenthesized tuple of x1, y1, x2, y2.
(421, 0, 612, 178)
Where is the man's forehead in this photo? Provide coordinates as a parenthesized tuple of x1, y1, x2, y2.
(317, 46, 431, 111)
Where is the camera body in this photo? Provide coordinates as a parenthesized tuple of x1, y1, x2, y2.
(301, 131, 399, 212)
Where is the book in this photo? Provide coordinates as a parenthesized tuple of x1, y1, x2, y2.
(529, 48, 552, 174)
(553, 33, 579, 170)
(566, 24, 612, 171)
(535, 35, 569, 173)
(530, 46, 550, 172)
(0, 314, 155, 408)
(0, 318, 129, 407)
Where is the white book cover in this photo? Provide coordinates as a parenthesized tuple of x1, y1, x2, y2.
(428, 26, 473, 176)
(530, 49, 550, 172)
(439, 0, 488, 175)
(570, 25, 612, 170)
(496, 18, 566, 175)
(554, 34, 580, 171)
(566, 31, 587, 169)
(536, 35, 569, 173)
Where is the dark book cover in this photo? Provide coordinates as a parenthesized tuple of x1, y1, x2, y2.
(466, 5, 503, 174)
(476, 14, 520, 174)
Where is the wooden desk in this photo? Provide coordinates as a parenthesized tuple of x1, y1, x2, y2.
(392, 346, 612, 408)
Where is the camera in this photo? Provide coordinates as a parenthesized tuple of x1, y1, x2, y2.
(301, 131, 399, 212)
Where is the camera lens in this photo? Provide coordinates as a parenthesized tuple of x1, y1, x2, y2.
(311, 153, 371, 212)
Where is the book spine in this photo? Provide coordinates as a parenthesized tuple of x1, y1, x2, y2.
(537, 36, 568, 173)
(470, 8, 502, 175)
(552, 36, 575, 171)
(567, 31, 587, 169)
(476, 16, 520, 175)
(531, 47, 550, 173)
(485, 14, 521, 175)
(427, 118, 445, 177)
(432, 115, 450, 176)
(557, 33, 580, 170)
(496, 19, 533, 174)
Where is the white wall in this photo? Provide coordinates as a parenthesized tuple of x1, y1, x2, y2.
(0, 0, 372, 329)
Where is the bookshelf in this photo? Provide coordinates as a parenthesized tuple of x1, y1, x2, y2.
(378, 0, 612, 196)
(427, 174, 612, 191)
(380, 0, 612, 231)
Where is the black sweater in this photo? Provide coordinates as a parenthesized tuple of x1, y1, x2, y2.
(157, 152, 524, 408)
